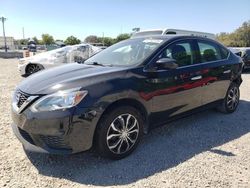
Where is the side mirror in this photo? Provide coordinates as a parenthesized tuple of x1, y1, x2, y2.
(156, 58, 178, 69)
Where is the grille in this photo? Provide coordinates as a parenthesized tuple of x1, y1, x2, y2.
(39, 135, 71, 150)
(16, 90, 30, 108)
(18, 127, 34, 145)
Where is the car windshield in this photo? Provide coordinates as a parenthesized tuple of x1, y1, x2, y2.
(84, 38, 164, 66)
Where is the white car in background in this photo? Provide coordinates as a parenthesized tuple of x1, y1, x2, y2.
(18, 44, 101, 76)
(132, 28, 216, 40)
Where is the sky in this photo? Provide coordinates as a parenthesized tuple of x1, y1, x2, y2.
(1, 0, 250, 40)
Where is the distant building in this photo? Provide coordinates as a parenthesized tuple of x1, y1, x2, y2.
(0, 36, 15, 50)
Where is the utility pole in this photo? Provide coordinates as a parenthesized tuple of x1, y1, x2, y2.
(0, 16, 7, 52)
(22, 27, 25, 39)
(102, 32, 104, 46)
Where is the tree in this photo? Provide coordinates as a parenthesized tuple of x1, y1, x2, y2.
(64, 36, 81, 45)
(216, 20, 250, 47)
(102, 37, 115, 46)
(116, 33, 131, 43)
(41, 34, 54, 45)
(32, 37, 39, 44)
(84, 33, 131, 47)
(18, 39, 28, 45)
(84, 35, 99, 43)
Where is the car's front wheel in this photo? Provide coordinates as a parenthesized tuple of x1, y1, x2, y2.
(26, 64, 42, 75)
(96, 106, 143, 159)
(217, 82, 240, 113)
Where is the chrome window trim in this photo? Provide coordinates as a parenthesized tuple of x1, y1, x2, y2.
(148, 37, 231, 70)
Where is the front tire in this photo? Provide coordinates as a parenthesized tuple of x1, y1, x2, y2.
(217, 82, 240, 113)
(96, 106, 143, 160)
(26, 64, 42, 75)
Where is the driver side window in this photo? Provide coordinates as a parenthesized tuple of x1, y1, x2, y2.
(159, 40, 194, 67)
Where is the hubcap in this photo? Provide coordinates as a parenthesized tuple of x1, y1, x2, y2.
(106, 114, 139, 154)
(27, 65, 40, 74)
(227, 86, 239, 110)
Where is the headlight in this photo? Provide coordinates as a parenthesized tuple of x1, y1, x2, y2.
(31, 89, 88, 112)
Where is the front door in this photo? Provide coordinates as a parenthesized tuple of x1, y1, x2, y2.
(143, 39, 205, 126)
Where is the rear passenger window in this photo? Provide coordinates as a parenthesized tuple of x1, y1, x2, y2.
(198, 41, 223, 62)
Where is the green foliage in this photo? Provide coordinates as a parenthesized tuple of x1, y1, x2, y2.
(64, 36, 81, 45)
(32, 37, 39, 44)
(84, 33, 131, 47)
(101, 37, 116, 46)
(19, 39, 28, 45)
(41, 34, 54, 45)
(84, 35, 99, 43)
(115, 33, 131, 43)
(216, 21, 250, 47)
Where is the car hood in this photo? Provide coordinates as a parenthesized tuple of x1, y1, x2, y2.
(18, 63, 127, 95)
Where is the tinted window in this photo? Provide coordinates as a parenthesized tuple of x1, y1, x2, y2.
(198, 41, 225, 62)
(166, 31, 176, 34)
(158, 40, 195, 67)
(221, 47, 229, 59)
(246, 50, 250, 56)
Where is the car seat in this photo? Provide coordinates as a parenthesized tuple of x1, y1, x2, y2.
(171, 45, 191, 66)
(203, 49, 217, 62)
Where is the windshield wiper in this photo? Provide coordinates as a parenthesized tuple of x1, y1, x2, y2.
(86, 62, 113, 67)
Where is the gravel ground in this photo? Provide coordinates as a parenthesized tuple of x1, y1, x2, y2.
(0, 58, 250, 188)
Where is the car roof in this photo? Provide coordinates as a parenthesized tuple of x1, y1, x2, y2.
(131, 34, 216, 42)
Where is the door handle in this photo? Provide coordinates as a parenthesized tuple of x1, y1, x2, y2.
(223, 70, 231, 74)
(191, 75, 202, 81)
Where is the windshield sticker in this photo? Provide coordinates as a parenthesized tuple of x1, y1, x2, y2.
(143, 39, 163, 44)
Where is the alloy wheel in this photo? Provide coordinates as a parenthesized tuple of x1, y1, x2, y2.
(27, 64, 41, 74)
(106, 114, 139, 154)
(227, 86, 239, 110)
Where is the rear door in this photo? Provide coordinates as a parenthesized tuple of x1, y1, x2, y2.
(195, 39, 231, 105)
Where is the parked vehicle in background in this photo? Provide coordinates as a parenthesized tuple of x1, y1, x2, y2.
(11, 35, 243, 159)
(241, 49, 250, 70)
(229, 48, 250, 71)
(18, 44, 101, 76)
(90, 43, 107, 49)
(0, 46, 9, 50)
(28, 40, 37, 52)
(132, 28, 216, 39)
(228, 47, 242, 57)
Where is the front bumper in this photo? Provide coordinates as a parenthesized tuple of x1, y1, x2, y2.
(11, 105, 100, 154)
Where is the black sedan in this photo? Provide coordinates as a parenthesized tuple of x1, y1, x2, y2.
(11, 35, 243, 159)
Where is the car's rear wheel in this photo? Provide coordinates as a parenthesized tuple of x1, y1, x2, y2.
(96, 106, 143, 159)
(217, 82, 240, 113)
(26, 64, 42, 75)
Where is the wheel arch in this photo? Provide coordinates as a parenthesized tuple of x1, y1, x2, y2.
(96, 98, 149, 136)
(232, 75, 242, 86)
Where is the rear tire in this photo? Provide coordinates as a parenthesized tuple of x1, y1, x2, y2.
(217, 82, 240, 113)
(96, 106, 143, 160)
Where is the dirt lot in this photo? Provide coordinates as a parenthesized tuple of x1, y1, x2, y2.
(0, 58, 250, 188)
